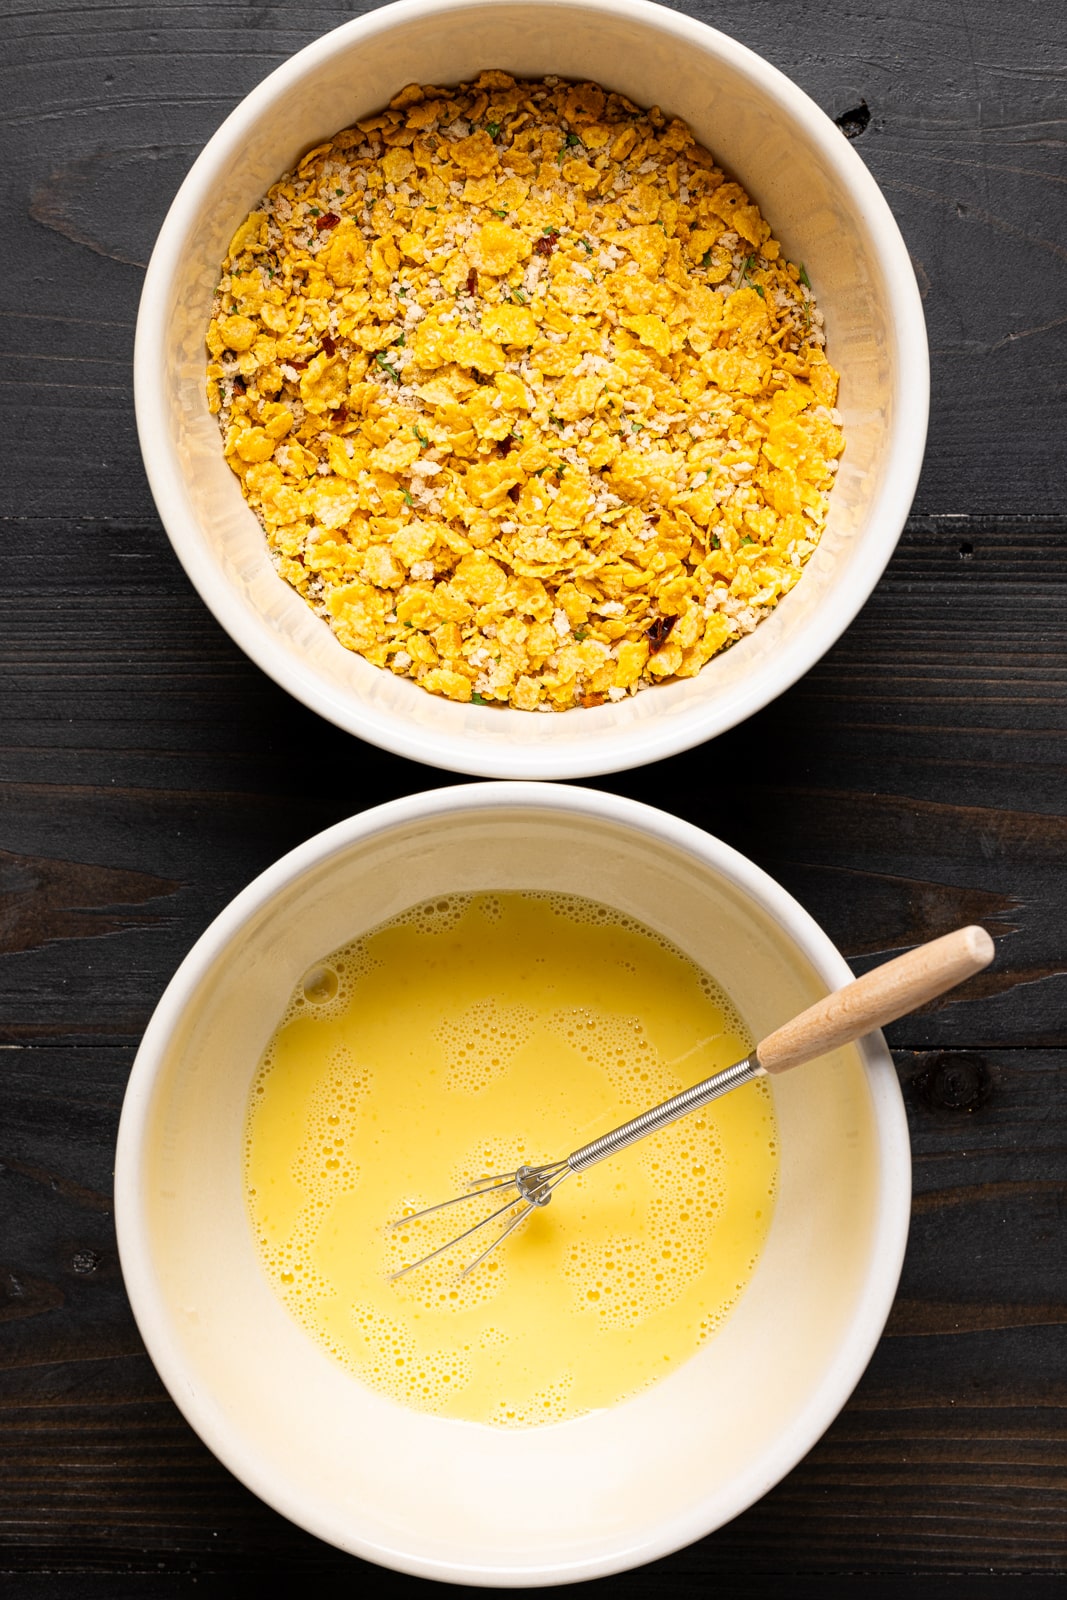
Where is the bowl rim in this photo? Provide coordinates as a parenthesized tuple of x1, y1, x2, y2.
(133, 0, 929, 781)
(115, 780, 911, 1585)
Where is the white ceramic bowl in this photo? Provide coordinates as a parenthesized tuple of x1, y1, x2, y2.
(115, 783, 910, 1586)
(134, 0, 928, 780)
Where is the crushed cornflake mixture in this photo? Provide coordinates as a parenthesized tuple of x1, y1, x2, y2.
(206, 72, 843, 712)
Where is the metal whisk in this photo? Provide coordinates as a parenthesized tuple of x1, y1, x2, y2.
(388, 926, 993, 1280)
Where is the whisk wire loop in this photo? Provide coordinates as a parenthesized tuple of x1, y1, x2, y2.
(388, 1160, 572, 1281)
(458, 1167, 574, 1279)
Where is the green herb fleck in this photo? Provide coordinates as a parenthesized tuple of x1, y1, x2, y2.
(710, 535, 721, 550)
(736, 253, 755, 291)
(374, 352, 401, 381)
(542, 225, 557, 235)
(309, 207, 321, 218)
(493, 208, 508, 218)
(413, 425, 429, 447)
(425, 205, 437, 212)
(580, 238, 594, 254)
(335, 188, 344, 197)
(486, 122, 501, 139)
(472, 693, 488, 705)
(402, 489, 414, 506)
(574, 628, 588, 641)
(565, 132, 581, 147)
(701, 250, 713, 268)
(798, 263, 812, 290)
(393, 331, 405, 347)
(511, 288, 527, 304)
(740, 533, 754, 546)
(754, 283, 765, 299)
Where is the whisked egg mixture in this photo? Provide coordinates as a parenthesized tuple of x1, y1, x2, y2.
(244, 892, 777, 1426)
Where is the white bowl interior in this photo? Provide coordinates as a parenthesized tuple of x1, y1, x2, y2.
(136, 0, 927, 778)
(118, 791, 909, 1584)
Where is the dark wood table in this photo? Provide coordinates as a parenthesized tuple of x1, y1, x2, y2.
(2, 0, 1064, 1593)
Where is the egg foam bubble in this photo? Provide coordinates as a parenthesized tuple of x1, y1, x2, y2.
(244, 891, 777, 1427)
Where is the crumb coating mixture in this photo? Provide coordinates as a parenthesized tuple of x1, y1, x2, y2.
(207, 72, 843, 711)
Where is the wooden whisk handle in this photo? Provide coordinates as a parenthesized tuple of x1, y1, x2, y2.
(755, 925, 995, 1076)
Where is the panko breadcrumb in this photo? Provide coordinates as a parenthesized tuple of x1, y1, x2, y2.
(206, 72, 843, 712)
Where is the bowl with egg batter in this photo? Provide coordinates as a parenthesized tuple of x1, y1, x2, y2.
(134, 0, 928, 777)
(116, 782, 911, 1585)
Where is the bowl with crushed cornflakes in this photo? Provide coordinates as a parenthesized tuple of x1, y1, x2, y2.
(135, 0, 928, 776)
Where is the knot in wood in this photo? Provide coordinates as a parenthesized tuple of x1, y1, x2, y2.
(913, 1052, 992, 1114)
(834, 101, 871, 139)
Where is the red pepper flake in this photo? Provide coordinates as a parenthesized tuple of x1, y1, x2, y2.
(534, 230, 559, 257)
(507, 483, 521, 502)
(287, 358, 308, 370)
(646, 613, 676, 652)
(466, 267, 478, 295)
(231, 375, 246, 394)
(321, 333, 336, 357)
(581, 692, 606, 708)
(333, 403, 348, 424)
(315, 212, 341, 232)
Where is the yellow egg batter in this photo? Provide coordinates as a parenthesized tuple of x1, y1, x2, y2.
(244, 892, 777, 1426)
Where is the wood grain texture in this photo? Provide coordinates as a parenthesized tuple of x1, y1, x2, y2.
(0, 0, 1064, 1587)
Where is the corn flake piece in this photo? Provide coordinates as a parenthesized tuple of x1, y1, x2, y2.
(232, 426, 275, 465)
(616, 224, 667, 275)
(228, 212, 266, 258)
(472, 219, 530, 275)
(299, 353, 347, 414)
(382, 146, 415, 184)
(481, 303, 538, 347)
(325, 220, 367, 287)
(370, 437, 421, 473)
(621, 314, 671, 358)
(494, 371, 532, 410)
(218, 314, 258, 352)
(451, 130, 500, 176)
(419, 667, 473, 702)
(309, 477, 359, 529)
(453, 328, 507, 374)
